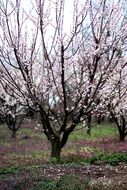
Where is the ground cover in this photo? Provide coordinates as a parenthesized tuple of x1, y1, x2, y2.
(0, 121, 127, 189)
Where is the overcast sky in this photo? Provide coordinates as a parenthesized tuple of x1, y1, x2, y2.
(20, 0, 85, 35)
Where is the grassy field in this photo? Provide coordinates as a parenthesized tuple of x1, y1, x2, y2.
(69, 122, 118, 140)
(0, 120, 127, 190)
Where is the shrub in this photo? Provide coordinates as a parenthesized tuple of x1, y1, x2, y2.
(0, 166, 20, 175)
(32, 179, 56, 190)
(88, 152, 127, 166)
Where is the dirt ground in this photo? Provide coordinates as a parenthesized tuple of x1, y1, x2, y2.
(0, 163, 127, 190)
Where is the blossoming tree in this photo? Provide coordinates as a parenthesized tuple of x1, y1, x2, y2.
(0, 0, 127, 159)
(0, 82, 26, 139)
(108, 64, 127, 141)
(94, 55, 127, 141)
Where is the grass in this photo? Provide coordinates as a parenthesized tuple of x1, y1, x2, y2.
(0, 121, 121, 167)
(3, 150, 126, 177)
(0, 122, 45, 140)
(18, 128, 46, 140)
(86, 152, 127, 166)
(69, 122, 118, 141)
(0, 122, 118, 142)
(0, 166, 20, 175)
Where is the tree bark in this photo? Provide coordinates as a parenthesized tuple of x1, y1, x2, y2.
(87, 126, 91, 136)
(87, 114, 92, 136)
(119, 130, 125, 142)
(118, 125, 125, 142)
(51, 142, 61, 161)
(12, 130, 17, 139)
(97, 114, 101, 124)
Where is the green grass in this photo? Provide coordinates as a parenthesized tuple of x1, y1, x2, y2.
(49, 152, 127, 166)
(0, 122, 118, 142)
(0, 121, 120, 167)
(30, 150, 49, 159)
(18, 128, 46, 140)
(0, 166, 20, 175)
(69, 122, 118, 141)
(87, 152, 127, 166)
(3, 151, 50, 167)
(0, 124, 12, 139)
(0, 123, 45, 140)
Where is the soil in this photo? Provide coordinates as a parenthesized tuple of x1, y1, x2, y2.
(0, 163, 127, 190)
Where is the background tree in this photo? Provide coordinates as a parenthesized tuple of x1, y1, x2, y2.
(108, 64, 127, 141)
(0, 85, 26, 139)
(95, 58, 127, 141)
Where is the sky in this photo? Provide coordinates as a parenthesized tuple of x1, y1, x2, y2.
(20, 0, 86, 35)
(0, 0, 126, 52)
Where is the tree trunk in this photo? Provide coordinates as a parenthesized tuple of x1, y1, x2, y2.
(51, 142, 61, 161)
(118, 125, 125, 142)
(87, 114, 92, 136)
(119, 131, 125, 142)
(87, 126, 91, 136)
(12, 130, 16, 139)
